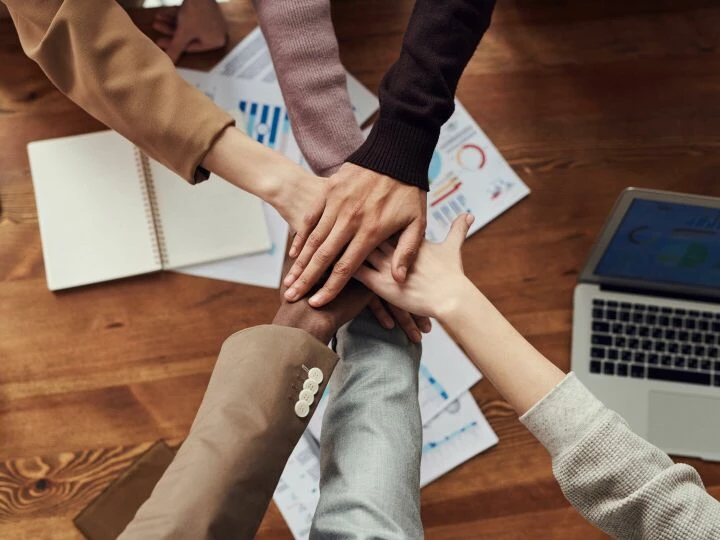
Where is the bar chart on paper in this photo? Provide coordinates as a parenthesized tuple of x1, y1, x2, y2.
(238, 100, 293, 154)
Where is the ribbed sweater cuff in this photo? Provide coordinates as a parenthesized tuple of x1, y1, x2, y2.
(346, 116, 437, 191)
(520, 373, 607, 458)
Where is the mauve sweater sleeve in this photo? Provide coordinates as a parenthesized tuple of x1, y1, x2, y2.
(347, 0, 496, 190)
(253, 0, 364, 177)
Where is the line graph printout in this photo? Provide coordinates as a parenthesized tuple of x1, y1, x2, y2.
(275, 390, 497, 539)
(420, 391, 498, 486)
(307, 319, 481, 443)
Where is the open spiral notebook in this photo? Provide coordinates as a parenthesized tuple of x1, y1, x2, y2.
(28, 130, 271, 291)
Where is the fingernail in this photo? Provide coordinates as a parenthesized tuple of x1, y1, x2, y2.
(309, 293, 324, 306)
(289, 247, 297, 258)
(397, 266, 407, 281)
(421, 320, 432, 333)
(411, 330, 422, 343)
(384, 319, 395, 330)
(285, 287, 298, 301)
(283, 273, 296, 287)
(466, 213, 475, 226)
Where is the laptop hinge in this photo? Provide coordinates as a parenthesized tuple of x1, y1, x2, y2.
(600, 284, 720, 306)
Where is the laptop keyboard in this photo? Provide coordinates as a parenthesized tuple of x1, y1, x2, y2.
(589, 299, 720, 387)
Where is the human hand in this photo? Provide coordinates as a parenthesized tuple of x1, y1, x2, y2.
(368, 297, 431, 343)
(355, 214, 475, 320)
(153, 0, 227, 63)
(273, 257, 373, 344)
(283, 163, 427, 308)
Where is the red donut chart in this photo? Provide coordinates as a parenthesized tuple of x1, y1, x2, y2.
(456, 144, 486, 171)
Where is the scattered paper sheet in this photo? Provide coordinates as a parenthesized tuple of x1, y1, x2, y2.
(173, 69, 301, 288)
(274, 390, 497, 539)
(307, 320, 482, 440)
(420, 391, 498, 487)
(424, 101, 530, 242)
(211, 27, 379, 126)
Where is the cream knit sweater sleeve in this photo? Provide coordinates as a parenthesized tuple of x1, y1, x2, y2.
(521, 373, 720, 538)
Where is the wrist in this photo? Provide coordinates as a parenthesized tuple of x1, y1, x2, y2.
(203, 127, 290, 204)
(435, 278, 485, 325)
(272, 310, 334, 345)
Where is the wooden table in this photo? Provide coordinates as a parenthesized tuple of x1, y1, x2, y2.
(2, 1, 719, 538)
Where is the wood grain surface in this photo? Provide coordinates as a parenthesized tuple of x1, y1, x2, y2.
(1, 1, 720, 538)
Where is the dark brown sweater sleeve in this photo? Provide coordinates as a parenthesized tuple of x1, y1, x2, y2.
(347, 0, 496, 190)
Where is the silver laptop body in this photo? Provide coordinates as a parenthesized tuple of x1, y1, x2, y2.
(571, 188, 720, 461)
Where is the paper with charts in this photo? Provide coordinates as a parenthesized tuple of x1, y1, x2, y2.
(424, 100, 530, 242)
(171, 28, 379, 288)
(274, 322, 498, 539)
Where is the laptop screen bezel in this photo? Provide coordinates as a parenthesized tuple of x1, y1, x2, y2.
(579, 187, 720, 301)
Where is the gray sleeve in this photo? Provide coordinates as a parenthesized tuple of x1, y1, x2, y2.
(310, 309, 423, 539)
(520, 374, 720, 539)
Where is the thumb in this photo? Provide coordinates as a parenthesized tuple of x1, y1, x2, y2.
(445, 213, 474, 250)
(391, 219, 425, 283)
(163, 31, 193, 64)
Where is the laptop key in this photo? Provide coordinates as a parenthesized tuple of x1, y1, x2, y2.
(705, 334, 716, 345)
(715, 361, 720, 371)
(648, 353, 659, 365)
(672, 317, 683, 328)
(681, 344, 692, 355)
(606, 310, 617, 321)
(625, 325, 637, 336)
(612, 323, 624, 333)
(689, 310, 700, 317)
(661, 355, 672, 366)
(648, 306, 659, 313)
(715, 375, 720, 387)
(656, 342, 667, 352)
(634, 352, 646, 363)
(699, 320, 709, 331)
(592, 321, 610, 333)
(648, 368, 711, 386)
(639, 326, 650, 337)
(646, 314, 657, 325)
(617, 364, 628, 377)
(620, 311, 631, 322)
(667, 343, 677, 353)
(608, 349, 619, 360)
(603, 362, 615, 375)
(632, 312, 644, 323)
(700, 360, 711, 371)
(628, 338, 639, 349)
(688, 358, 699, 369)
(691, 332, 702, 343)
(641, 340, 653, 350)
(675, 356, 686, 368)
(652, 328, 663, 339)
(591, 347, 606, 359)
(631, 365, 645, 378)
(678, 331, 689, 341)
(592, 308, 603, 319)
(621, 351, 632, 362)
(590, 361, 602, 373)
(664, 329, 676, 340)
(658, 315, 670, 326)
(615, 336, 626, 347)
(675, 309, 687, 316)
(593, 299, 605, 306)
(686, 319, 697, 330)
(712, 321, 720, 332)
(694, 345, 706, 357)
(592, 334, 612, 346)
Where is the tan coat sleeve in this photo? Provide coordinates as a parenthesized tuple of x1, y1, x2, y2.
(118, 325, 338, 540)
(4, 0, 234, 183)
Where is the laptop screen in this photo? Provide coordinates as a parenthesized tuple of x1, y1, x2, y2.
(595, 199, 720, 291)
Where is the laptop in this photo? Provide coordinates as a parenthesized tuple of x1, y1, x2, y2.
(572, 188, 720, 461)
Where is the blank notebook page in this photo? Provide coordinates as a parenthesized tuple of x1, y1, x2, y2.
(28, 132, 160, 291)
(147, 160, 271, 269)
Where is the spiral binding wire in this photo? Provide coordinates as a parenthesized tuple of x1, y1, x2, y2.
(133, 147, 168, 268)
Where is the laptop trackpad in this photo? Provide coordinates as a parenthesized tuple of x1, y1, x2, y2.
(648, 391, 720, 458)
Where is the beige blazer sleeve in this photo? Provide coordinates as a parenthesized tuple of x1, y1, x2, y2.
(4, 0, 234, 183)
(118, 325, 338, 540)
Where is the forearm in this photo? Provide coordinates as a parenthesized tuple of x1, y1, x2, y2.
(254, 0, 363, 176)
(439, 280, 565, 415)
(347, 0, 496, 189)
(6, 0, 232, 183)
